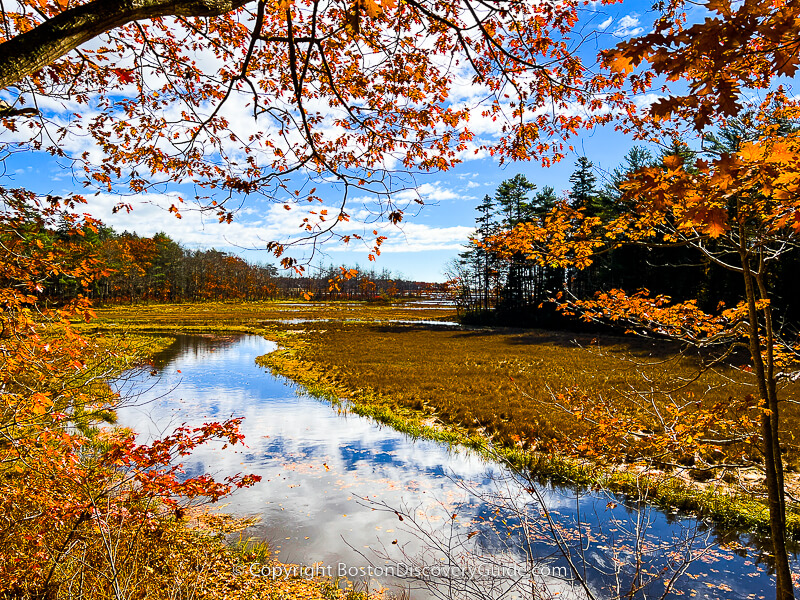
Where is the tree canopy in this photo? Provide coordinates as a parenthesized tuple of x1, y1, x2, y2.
(0, 0, 624, 267)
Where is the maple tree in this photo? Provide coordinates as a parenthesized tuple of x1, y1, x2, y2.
(604, 0, 800, 131)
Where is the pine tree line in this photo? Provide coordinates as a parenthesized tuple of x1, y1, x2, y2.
(451, 137, 800, 326)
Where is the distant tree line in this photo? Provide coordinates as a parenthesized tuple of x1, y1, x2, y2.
(30, 223, 433, 304)
(42, 225, 280, 303)
(450, 124, 800, 326)
(276, 264, 437, 300)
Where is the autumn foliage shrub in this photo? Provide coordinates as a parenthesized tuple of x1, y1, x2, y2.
(0, 191, 260, 598)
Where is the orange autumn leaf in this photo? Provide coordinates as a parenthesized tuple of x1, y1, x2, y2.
(604, 50, 635, 75)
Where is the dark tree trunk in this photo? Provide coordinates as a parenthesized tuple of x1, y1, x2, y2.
(739, 223, 795, 600)
(0, 0, 252, 90)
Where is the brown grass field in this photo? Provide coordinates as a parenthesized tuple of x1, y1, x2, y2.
(91, 299, 457, 329)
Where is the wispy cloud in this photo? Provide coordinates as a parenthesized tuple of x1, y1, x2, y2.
(75, 186, 473, 257)
(614, 14, 644, 37)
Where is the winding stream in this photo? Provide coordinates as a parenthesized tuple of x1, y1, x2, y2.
(117, 333, 792, 599)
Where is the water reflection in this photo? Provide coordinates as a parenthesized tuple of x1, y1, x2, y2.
(118, 334, 788, 599)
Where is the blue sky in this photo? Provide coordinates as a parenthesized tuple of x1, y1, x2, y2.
(4, 0, 676, 282)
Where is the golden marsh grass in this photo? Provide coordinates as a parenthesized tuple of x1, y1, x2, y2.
(288, 323, 761, 449)
(90, 300, 458, 329)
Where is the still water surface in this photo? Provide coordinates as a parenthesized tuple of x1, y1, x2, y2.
(118, 334, 790, 599)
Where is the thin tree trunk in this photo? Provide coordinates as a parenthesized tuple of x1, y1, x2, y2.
(739, 221, 794, 600)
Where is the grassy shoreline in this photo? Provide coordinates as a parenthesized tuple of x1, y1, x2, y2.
(257, 327, 798, 539)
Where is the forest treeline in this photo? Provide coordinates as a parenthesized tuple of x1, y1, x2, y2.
(36, 224, 434, 303)
(451, 136, 800, 327)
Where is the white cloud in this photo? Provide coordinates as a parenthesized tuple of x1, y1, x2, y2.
(378, 222, 474, 253)
(634, 93, 663, 110)
(394, 182, 462, 204)
(614, 14, 644, 37)
(77, 192, 273, 248)
(597, 17, 614, 31)
(75, 188, 473, 256)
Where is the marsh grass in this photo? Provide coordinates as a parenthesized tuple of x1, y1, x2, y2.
(88, 301, 800, 535)
(88, 300, 457, 330)
(260, 321, 800, 536)
(287, 322, 764, 451)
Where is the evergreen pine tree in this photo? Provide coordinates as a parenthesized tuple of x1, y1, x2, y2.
(568, 156, 599, 214)
(474, 194, 500, 310)
(496, 174, 536, 227)
(494, 175, 537, 312)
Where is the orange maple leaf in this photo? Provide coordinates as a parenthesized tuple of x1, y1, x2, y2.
(604, 51, 635, 75)
(704, 208, 728, 238)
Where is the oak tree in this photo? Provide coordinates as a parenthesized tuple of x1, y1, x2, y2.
(495, 82, 800, 600)
(602, 5, 800, 596)
(0, 189, 262, 595)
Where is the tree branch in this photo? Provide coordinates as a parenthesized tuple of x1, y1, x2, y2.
(0, 0, 253, 90)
